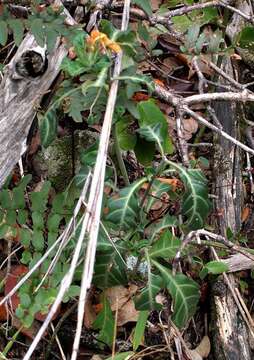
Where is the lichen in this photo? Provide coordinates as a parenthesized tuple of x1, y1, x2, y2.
(34, 130, 98, 191)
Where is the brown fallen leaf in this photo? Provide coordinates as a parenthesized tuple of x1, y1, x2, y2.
(5, 265, 28, 311)
(0, 297, 7, 321)
(105, 285, 138, 311)
(151, 0, 161, 11)
(167, 114, 199, 141)
(117, 299, 139, 326)
(241, 206, 250, 223)
(84, 295, 97, 328)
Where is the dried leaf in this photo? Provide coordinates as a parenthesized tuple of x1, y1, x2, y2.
(28, 131, 41, 156)
(5, 265, 28, 311)
(156, 177, 183, 192)
(154, 79, 166, 88)
(189, 55, 214, 78)
(241, 206, 250, 223)
(84, 296, 97, 328)
(167, 112, 199, 141)
(189, 336, 211, 360)
(105, 285, 138, 311)
(151, 0, 161, 11)
(132, 92, 150, 102)
(0, 298, 7, 321)
(117, 299, 139, 326)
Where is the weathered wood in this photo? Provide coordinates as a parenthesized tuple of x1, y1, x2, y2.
(222, 253, 254, 273)
(0, 0, 76, 188)
(0, 38, 65, 188)
(211, 56, 253, 360)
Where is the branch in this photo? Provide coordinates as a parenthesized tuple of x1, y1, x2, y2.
(185, 90, 254, 105)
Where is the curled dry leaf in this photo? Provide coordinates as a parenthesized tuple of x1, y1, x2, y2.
(189, 336, 211, 360)
(68, 46, 77, 59)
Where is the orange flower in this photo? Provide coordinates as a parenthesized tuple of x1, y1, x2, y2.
(86, 29, 121, 53)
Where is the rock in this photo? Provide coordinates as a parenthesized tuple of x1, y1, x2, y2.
(33, 130, 98, 191)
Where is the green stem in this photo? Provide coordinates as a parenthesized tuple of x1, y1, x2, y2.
(2, 327, 22, 357)
(113, 125, 130, 186)
(139, 158, 166, 210)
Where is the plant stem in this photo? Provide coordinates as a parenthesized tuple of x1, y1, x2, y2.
(2, 327, 22, 357)
(113, 124, 130, 186)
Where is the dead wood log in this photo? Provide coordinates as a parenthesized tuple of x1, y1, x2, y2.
(211, 57, 253, 360)
(0, 0, 76, 188)
(222, 253, 254, 273)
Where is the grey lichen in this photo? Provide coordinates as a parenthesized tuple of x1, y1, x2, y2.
(33, 130, 98, 191)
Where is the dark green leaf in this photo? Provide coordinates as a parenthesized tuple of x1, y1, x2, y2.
(20, 228, 32, 247)
(93, 250, 127, 288)
(200, 261, 229, 279)
(93, 295, 114, 348)
(134, 137, 155, 166)
(32, 211, 44, 230)
(30, 18, 45, 47)
(21, 250, 32, 264)
(116, 117, 137, 151)
(180, 168, 211, 230)
(132, 0, 152, 16)
(13, 188, 26, 209)
(17, 209, 28, 225)
(134, 273, 163, 311)
(8, 19, 24, 45)
(6, 209, 16, 225)
(149, 230, 180, 259)
(237, 26, 254, 50)
(20, 293, 31, 308)
(106, 178, 146, 230)
(153, 260, 200, 328)
(32, 230, 44, 251)
(0, 189, 12, 209)
(47, 213, 62, 233)
(39, 109, 57, 148)
(0, 20, 8, 46)
(149, 214, 178, 242)
(22, 313, 34, 328)
(133, 310, 149, 351)
(137, 100, 173, 154)
(137, 123, 164, 154)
